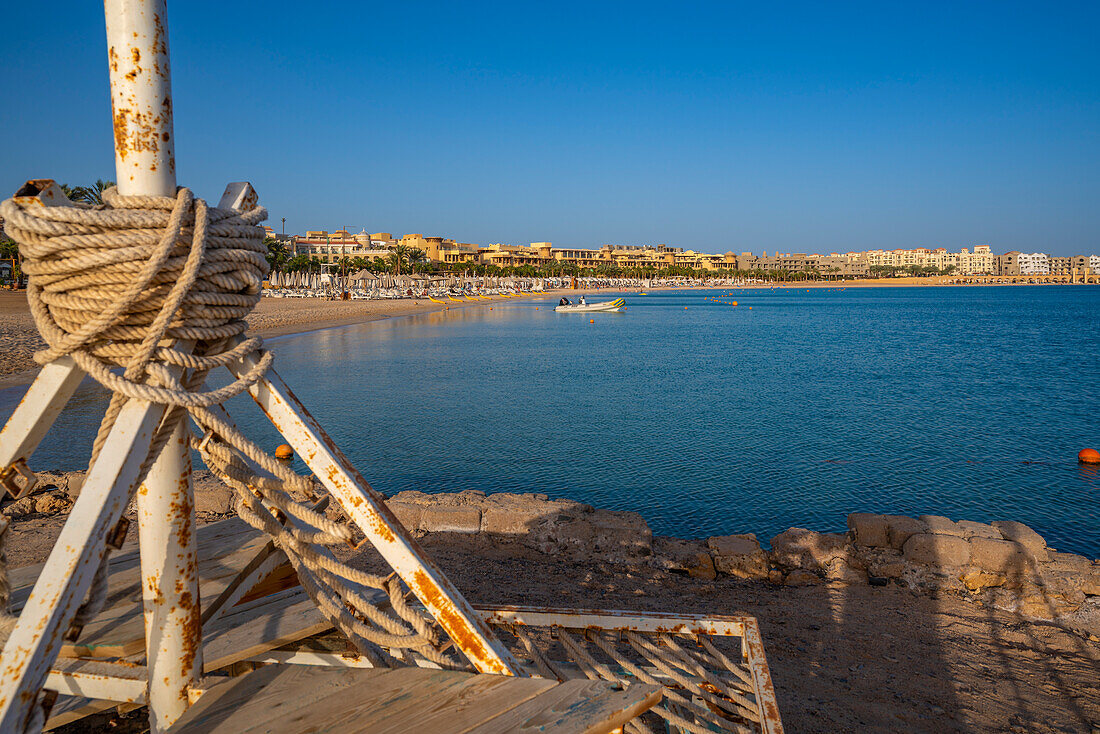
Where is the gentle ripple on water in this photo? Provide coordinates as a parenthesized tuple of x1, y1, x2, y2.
(2, 286, 1098, 556)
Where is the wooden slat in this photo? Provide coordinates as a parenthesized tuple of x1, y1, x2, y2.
(466, 679, 663, 734)
(8, 520, 275, 658)
(287, 668, 555, 734)
(169, 665, 397, 732)
(169, 664, 658, 734)
(202, 588, 333, 672)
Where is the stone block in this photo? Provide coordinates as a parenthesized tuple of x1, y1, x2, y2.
(708, 533, 760, 556)
(386, 501, 423, 531)
(968, 537, 1027, 573)
(847, 513, 889, 547)
(1046, 552, 1093, 574)
(885, 516, 927, 550)
(902, 533, 971, 568)
(957, 520, 1001, 540)
(919, 515, 964, 537)
(708, 534, 768, 580)
(194, 485, 235, 515)
(991, 521, 1048, 562)
(481, 507, 545, 536)
(654, 538, 717, 580)
(770, 528, 849, 570)
(419, 505, 481, 534)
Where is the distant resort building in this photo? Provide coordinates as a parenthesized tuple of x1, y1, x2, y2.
(264, 226, 1097, 278)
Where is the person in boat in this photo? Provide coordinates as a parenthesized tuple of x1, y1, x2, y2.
(579, 295, 587, 305)
(559, 297, 570, 306)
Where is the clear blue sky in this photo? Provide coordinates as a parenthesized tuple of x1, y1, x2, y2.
(3, 2, 1098, 255)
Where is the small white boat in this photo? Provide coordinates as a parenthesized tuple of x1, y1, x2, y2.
(554, 298, 625, 313)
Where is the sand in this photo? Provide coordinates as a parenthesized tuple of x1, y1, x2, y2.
(5, 511, 1096, 733)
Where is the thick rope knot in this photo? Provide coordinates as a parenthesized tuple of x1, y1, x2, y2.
(0, 187, 270, 407)
(1, 187, 469, 676)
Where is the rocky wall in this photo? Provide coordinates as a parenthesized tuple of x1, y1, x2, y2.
(7, 473, 1099, 637)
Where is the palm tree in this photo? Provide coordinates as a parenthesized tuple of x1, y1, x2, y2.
(387, 245, 411, 275)
(59, 180, 115, 205)
(81, 179, 114, 205)
(60, 183, 85, 202)
(264, 237, 289, 272)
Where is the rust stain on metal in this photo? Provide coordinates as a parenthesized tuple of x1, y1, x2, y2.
(411, 569, 507, 676)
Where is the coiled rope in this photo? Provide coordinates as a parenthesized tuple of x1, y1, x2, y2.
(0, 186, 466, 729)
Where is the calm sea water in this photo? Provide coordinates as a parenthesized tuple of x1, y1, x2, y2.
(4, 286, 1099, 556)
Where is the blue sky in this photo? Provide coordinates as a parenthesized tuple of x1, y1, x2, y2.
(3, 2, 1098, 254)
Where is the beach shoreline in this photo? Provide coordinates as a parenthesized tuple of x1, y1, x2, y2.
(0, 289, 571, 389)
(1, 278, 1090, 389)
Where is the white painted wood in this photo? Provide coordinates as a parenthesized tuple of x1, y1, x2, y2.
(138, 420, 202, 732)
(0, 397, 166, 732)
(103, 0, 176, 197)
(44, 660, 148, 704)
(0, 358, 85, 471)
(475, 606, 749, 637)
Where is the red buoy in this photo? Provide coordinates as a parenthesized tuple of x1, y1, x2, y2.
(1079, 448, 1100, 464)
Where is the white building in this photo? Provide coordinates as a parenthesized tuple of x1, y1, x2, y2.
(1017, 252, 1050, 275)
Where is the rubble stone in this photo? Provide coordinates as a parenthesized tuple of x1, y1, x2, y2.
(960, 567, 1006, 592)
(770, 528, 849, 570)
(785, 569, 823, 586)
(707, 534, 769, 580)
(34, 491, 70, 515)
(653, 537, 717, 580)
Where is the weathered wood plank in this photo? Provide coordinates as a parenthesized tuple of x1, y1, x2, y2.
(202, 588, 333, 672)
(292, 668, 555, 734)
(169, 664, 651, 734)
(169, 665, 399, 732)
(466, 679, 663, 734)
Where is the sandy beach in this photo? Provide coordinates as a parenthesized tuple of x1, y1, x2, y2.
(0, 290, 565, 389)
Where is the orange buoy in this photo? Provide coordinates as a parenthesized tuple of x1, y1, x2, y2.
(748, 306, 752, 310)
(275, 444, 293, 460)
(535, 307, 538, 310)
(1079, 448, 1100, 464)
(684, 306, 688, 310)
(731, 301, 738, 306)
(590, 319, 594, 323)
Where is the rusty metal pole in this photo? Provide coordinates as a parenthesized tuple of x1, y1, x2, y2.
(104, 1, 201, 731)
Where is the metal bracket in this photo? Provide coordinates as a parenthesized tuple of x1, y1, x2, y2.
(0, 459, 38, 500)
